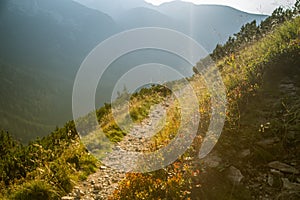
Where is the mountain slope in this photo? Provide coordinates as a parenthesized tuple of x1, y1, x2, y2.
(0, 0, 119, 142)
(0, 0, 118, 75)
(0, 61, 71, 143)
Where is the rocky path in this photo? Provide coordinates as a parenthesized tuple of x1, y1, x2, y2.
(62, 100, 172, 200)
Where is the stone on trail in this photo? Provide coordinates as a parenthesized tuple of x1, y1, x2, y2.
(100, 165, 107, 170)
(239, 149, 251, 158)
(201, 154, 221, 168)
(256, 137, 280, 147)
(227, 166, 244, 185)
(268, 161, 299, 174)
(61, 197, 74, 200)
(281, 178, 300, 191)
(267, 174, 274, 186)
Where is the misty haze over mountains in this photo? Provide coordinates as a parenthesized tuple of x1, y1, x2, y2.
(0, 0, 267, 142)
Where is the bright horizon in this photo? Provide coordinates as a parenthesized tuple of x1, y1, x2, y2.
(145, 0, 296, 15)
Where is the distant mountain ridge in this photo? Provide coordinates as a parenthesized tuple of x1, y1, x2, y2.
(72, 0, 153, 18)
(73, 0, 267, 51)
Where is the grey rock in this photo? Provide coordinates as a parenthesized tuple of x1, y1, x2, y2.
(270, 169, 284, 176)
(281, 178, 300, 191)
(239, 149, 251, 158)
(100, 166, 107, 170)
(61, 197, 74, 200)
(104, 174, 109, 178)
(267, 174, 274, 186)
(256, 137, 280, 147)
(202, 154, 221, 168)
(227, 166, 243, 185)
(94, 184, 101, 190)
(80, 190, 85, 196)
(113, 145, 122, 151)
(268, 161, 299, 174)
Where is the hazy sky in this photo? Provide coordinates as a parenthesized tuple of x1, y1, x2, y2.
(145, 0, 296, 15)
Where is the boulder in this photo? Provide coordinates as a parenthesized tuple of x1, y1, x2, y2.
(202, 154, 222, 168)
(268, 161, 299, 174)
(61, 197, 74, 200)
(227, 166, 244, 185)
(281, 178, 300, 191)
(256, 137, 280, 147)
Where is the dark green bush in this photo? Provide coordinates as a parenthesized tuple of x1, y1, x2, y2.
(11, 180, 60, 200)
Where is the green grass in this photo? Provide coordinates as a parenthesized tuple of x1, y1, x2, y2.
(10, 180, 60, 200)
(0, 122, 98, 199)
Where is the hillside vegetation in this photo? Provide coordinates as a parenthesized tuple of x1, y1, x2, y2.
(0, 1, 299, 199)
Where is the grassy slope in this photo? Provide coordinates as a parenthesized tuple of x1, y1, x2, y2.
(113, 16, 300, 199)
(0, 122, 98, 200)
(190, 17, 300, 200)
